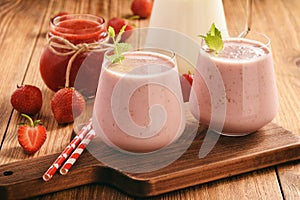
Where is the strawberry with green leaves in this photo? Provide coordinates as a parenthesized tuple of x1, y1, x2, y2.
(18, 114, 47, 154)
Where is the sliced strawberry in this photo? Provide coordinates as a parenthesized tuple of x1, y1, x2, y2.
(18, 114, 47, 154)
(51, 87, 85, 124)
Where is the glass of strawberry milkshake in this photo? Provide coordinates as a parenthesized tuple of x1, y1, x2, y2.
(92, 48, 186, 153)
(189, 30, 278, 136)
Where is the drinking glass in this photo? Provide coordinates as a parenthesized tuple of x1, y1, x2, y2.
(189, 30, 278, 136)
(92, 48, 186, 153)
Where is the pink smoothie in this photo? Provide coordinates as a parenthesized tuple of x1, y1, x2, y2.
(190, 38, 278, 135)
(93, 51, 185, 152)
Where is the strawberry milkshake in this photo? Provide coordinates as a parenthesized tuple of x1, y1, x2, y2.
(93, 49, 185, 153)
(190, 34, 278, 136)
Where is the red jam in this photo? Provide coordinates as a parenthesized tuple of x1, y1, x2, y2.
(40, 14, 108, 96)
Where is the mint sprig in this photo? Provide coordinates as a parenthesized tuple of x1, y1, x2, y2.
(106, 25, 132, 64)
(199, 23, 224, 53)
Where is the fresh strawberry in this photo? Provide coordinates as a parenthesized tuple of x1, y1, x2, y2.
(107, 17, 134, 42)
(51, 88, 85, 124)
(18, 114, 47, 154)
(10, 85, 43, 115)
(182, 71, 193, 85)
(180, 71, 194, 102)
(131, 0, 153, 18)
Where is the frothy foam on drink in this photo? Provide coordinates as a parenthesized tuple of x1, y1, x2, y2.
(214, 38, 269, 60)
(109, 63, 133, 73)
(107, 51, 175, 76)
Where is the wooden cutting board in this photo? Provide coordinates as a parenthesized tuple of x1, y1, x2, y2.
(0, 121, 300, 200)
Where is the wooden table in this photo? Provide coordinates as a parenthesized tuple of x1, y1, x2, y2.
(0, 0, 299, 199)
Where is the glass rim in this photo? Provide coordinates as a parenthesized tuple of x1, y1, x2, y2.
(222, 30, 271, 47)
(50, 13, 106, 33)
(103, 47, 178, 78)
(200, 30, 272, 62)
(104, 47, 176, 59)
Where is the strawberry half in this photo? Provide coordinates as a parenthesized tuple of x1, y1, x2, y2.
(18, 114, 47, 154)
(51, 87, 85, 124)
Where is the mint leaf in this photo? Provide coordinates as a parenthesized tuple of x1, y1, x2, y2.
(115, 25, 127, 43)
(106, 25, 132, 64)
(115, 43, 132, 54)
(108, 54, 124, 64)
(108, 26, 115, 39)
(199, 23, 224, 53)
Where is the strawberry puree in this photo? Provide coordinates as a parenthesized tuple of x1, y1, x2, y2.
(40, 14, 107, 95)
(190, 38, 278, 135)
(93, 51, 185, 153)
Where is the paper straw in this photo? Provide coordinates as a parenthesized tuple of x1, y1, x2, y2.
(42, 119, 92, 181)
(60, 129, 95, 175)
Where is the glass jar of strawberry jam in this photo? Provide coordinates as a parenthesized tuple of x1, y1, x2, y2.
(40, 14, 108, 96)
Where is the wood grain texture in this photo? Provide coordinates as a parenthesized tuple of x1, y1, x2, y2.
(0, 0, 48, 151)
(223, 0, 300, 199)
(224, 0, 300, 134)
(0, 122, 299, 199)
(0, 0, 299, 199)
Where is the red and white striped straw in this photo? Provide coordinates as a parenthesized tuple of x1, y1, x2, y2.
(42, 119, 92, 181)
(60, 129, 95, 175)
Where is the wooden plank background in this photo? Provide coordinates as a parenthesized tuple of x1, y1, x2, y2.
(0, 0, 299, 199)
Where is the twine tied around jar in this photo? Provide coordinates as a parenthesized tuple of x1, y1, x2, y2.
(47, 35, 113, 88)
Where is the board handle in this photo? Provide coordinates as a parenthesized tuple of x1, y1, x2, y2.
(0, 151, 153, 199)
(0, 152, 101, 199)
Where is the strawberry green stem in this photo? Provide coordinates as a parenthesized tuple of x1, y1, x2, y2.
(21, 114, 34, 127)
